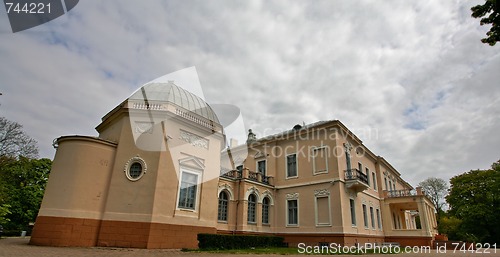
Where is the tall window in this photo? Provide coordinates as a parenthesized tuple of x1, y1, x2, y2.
(376, 209, 382, 229)
(247, 194, 257, 223)
(257, 160, 266, 175)
(372, 172, 377, 190)
(287, 199, 298, 225)
(365, 168, 370, 186)
(384, 177, 388, 191)
(218, 191, 228, 221)
(316, 196, 330, 225)
(370, 206, 375, 229)
(236, 165, 243, 178)
(350, 199, 356, 226)
(312, 147, 328, 174)
(262, 197, 270, 224)
(362, 204, 368, 228)
(286, 154, 297, 178)
(178, 171, 198, 210)
(358, 162, 362, 172)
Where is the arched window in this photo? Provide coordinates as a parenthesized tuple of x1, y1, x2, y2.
(247, 194, 257, 223)
(262, 197, 270, 224)
(218, 191, 229, 221)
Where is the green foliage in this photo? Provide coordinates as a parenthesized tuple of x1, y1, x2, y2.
(438, 215, 462, 240)
(0, 204, 11, 225)
(471, 0, 500, 46)
(197, 233, 285, 250)
(0, 157, 51, 231)
(446, 161, 500, 243)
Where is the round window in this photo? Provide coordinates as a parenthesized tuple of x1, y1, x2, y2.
(129, 162, 142, 179)
(124, 156, 147, 181)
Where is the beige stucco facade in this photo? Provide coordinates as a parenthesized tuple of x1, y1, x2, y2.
(217, 121, 438, 247)
(30, 82, 437, 249)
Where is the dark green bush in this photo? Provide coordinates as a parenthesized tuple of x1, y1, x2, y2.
(198, 233, 285, 249)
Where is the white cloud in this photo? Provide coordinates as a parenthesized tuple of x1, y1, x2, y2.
(0, 0, 499, 187)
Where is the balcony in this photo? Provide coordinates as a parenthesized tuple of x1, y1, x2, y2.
(344, 169, 369, 192)
(384, 187, 430, 199)
(221, 168, 273, 186)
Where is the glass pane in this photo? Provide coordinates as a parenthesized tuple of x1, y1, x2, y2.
(129, 162, 142, 178)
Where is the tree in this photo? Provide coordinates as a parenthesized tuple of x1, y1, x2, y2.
(418, 177, 448, 216)
(0, 204, 11, 225)
(471, 0, 500, 46)
(446, 160, 500, 243)
(0, 157, 51, 231)
(0, 117, 38, 159)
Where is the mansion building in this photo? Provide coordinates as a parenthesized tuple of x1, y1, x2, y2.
(30, 82, 437, 249)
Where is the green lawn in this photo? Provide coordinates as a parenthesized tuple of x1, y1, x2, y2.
(183, 246, 400, 255)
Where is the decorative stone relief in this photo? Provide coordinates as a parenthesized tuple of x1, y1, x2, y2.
(343, 142, 353, 152)
(286, 193, 299, 200)
(219, 183, 233, 191)
(254, 151, 266, 159)
(314, 189, 330, 197)
(135, 122, 154, 134)
(179, 130, 209, 149)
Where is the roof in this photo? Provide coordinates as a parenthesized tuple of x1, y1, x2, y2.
(129, 82, 220, 123)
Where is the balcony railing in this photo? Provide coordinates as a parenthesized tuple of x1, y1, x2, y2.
(386, 189, 415, 198)
(345, 169, 369, 185)
(385, 188, 430, 199)
(221, 168, 273, 186)
(221, 169, 242, 179)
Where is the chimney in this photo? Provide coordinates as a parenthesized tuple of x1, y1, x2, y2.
(230, 138, 238, 148)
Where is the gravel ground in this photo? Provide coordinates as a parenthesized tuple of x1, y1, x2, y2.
(0, 237, 498, 257)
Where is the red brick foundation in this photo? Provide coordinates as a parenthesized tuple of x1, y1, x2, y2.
(384, 236, 433, 247)
(30, 216, 101, 247)
(30, 216, 216, 249)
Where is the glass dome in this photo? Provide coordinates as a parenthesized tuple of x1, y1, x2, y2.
(129, 82, 220, 123)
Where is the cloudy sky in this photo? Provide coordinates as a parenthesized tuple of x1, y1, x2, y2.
(1, 0, 499, 186)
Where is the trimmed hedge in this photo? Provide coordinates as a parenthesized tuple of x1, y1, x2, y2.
(198, 233, 285, 249)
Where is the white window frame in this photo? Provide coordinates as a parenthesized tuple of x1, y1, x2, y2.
(176, 168, 202, 212)
(365, 168, 370, 186)
(312, 146, 329, 175)
(362, 204, 368, 228)
(217, 190, 229, 222)
(286, 199, 299, 227)
(247, 193, 257, 224)
(350, 198, 357, 227)
(285, 153, 298, 179)
(370, 206, 375, 229)
(262, 196, 270, 225)
(315, 195, 331, 226)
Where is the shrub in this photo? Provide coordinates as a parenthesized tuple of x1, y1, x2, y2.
(198, 233, 285, 249)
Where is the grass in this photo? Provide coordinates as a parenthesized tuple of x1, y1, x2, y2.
(183, 246, 401, 255)
(183, 247, 300, 254)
